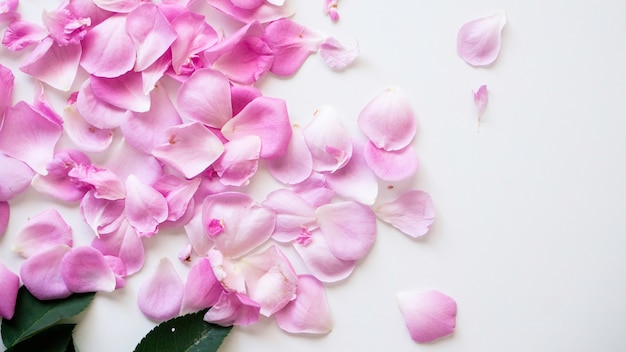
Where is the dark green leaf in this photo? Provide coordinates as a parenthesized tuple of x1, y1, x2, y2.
(5, 324, 76, 352)
(1, 286, 95, 348)
(134, 310, 232, 352)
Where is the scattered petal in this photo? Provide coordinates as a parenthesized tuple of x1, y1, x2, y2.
(137, 258, 184, 322)
(61, 246, 117, 293)
(0, 262, 19, 319)
(212, 135, 261, 186)
(303, 106, 353, 172)
(0, 201, 8, 237)
(264, 18, 324, 76)
(176, 68, 232, 128)
(126, 4, 177, 72)
(0, 152, 34, 201)
(375, 190, 435, 238)
(473, 84, 488, 130)
(457, 12, 507, 67)
(13, 208, 73, 258)
(80, 14, 136, 77)
(90, 71, 151, 112)
(91, 219, 145, 275)
(20, 245, 72, 300)
(124, 174, 169, 237)
(364, 142, 419, 182)
(293, 229, 355, 283)
(180, 257, 223, 314)
(266, 125, 313, 185)
(204, 291, 260, 326)
(397, 289, 457, 343)
(275, 274, 332, 334)
(319, 37, 359, 71)
(324, 140, 378, 205)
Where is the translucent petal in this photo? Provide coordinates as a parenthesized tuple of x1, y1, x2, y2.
(364, 142, 419, 182)
(375, 190, 435, 238)
(137, 258, 184, 322)
(275, 274, 332, 334)
(303, 106, 353, 172)
(13, 208, 73, 258)
(457, 12, 507, 67)
(397, 289, 457, 343)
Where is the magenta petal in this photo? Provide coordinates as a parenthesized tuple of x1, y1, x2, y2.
(170, 11, 218, 75)
(324, 140, 378, 205)
(0, 101, 63, 175)
(80, 14, 136, 77)
(92, 0, 140, 12)
(137, 258, 184, 322)
(303, 106, 353, 172)
(181, 257, 223, 314)
(70, 164, 126, 200)
(20, 245, 72, 300)
(210, 34, 274, 85)
(266, 125, 313, 185)
(20, 38, 81, 91)
(316, 201, 376, 261)
(30, 150, 91, 202)
(204, 291, 260, 326)
(2, 20, 48, 51)
(364, 142, 419, 181)
(13, 209, 73, 258)
(90, 71, 150, 112)
(76, 78, 129, 130)
(375, 190, 435, 238)
(62, 246, 116, 293)
(126, 4, 177, 71)
(0, 153, 34, 201)
(264, 18, 323, 76)
(0, 201, 8, 237)
(397, 289, 457, 343)
(0, 262, 19, 319)
(176, 68, 232, 128)
(358, 87, 417, 151)
(222, 96, 292, 159)
(293, 229, 355, 283)
(319, 36, 359, 71)
(0, 64, 14, 115)
(124, 175, 168, 237)
(231, 85, 262, 116)
(212, 136, 261, 187)
(275, 274, 333, 334)
(457, 12, 507, 67)
(152, 122, 225, 179)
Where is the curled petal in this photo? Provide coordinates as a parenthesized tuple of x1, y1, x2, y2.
(264, 19, 324, 76)
(61, 246, 116, 293)
(176, 68, 232, 128)
(13, 209, 73, 258)
(20, 245, 72, 300)
(291, 172, 335, 208)
(473, 84, 488, 119)
(126, 4, 177, 71)
(397, 289, 457, 343)
(63, 102, 115, 152)
(152, 175, 201, 223)
(170, 11, 218, 75)
(319, 37, 359, 71)
(293, 230, 355, 283)
(181, 257, 223, 314)
(76, 78, 128, 130)
(324, 140, 378, 205)
(30, 150, 91, 202)
(137, 258, 184, 322)
(80, 14, 136, 77)
(69, 164, 126, 200)
(375, 190, 435, 238)
(231, 85, 262, 116)
(210, 35, 273, 85)
(42, 8, 90, 46)
(364, 142, 419, 182)
(125, 174, 168, 237)
(457, 12, 507, 67)
(204, 291, 260, 326)
(91, 219, 144, 275)
(90, 71, 150, 112)
(275, 274, 332, 334)
(0, 262, 19, 319)
(303, 106, 353, 172)
(357, 86, 417, 151)
(80, 191, 125, 236)
(0, 153, 34, 201)
(266, 125, 313, 185)
(184, 205, 213, 257)
(0, 201, 8, 237)
(212, 136, 261, 187)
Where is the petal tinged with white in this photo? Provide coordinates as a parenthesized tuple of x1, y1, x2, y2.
(397, 289, 457, 343)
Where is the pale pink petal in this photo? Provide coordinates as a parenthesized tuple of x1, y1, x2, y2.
(176, 68, 232, 128)
(231, 85, 261, 116)
(180, 257, 223, 314)
(303, 106, 353, 172)
(275, 274, 332, 334)
(210, 34, 273, 85)
(457, 12, 507, 67)
(69, 164, 126, 200)
(141, 52, 171, 94)
(126, 4, 177, 71)
(30, 150, 91, 202)
(319, 37, 359, 71)
(357, 86, 417, 151)
(263, 18, 323, 76)
(76, 78, 129, 129)
(125, 174, 168, 237)
(201, 192, 275, 258)
(91, 219, 144, 275)
(397, 289, 457, 343)
(322, 0, 339, 22)
(205, 0, 294, 23)
(152, 122, 225, 179)
(13, 209, 72, 258)
(62, 245, 116, 293)
(0, 153, 34, 201)
(375, 190, 435, 239)
(42, 8, 90, 46)
(104, 139, 163, 186)
(212, 135, 260, 187)
(2, 20, 48, 51)
(63, 101, 115, 152)
(0, 0, 18, 24)
(316, 201, 376, 261)
(0, 101, 63, 175)
(221, 96, 292, 159)
(104, 255, 127, 289)
(32, 83, 63, 125)
(291, 172, 335, 207)
(325, 140, 378, 205)
(169, 11, 218, 75)
(80, 191, 125, 236)
(20, 245, 72, 300)
(92, 0, 140, 12)
(266, 125, 313, 185)
(262, 188, 316, 243)
(0, 64, 13, 116)
(137, 258, 184, 322)
(293, 229, 355, 283)
(184, 204, 213, 256)
(67, 0, 112, 26)
(152, 175, 201, 223)
(204, 291, 260, 326)
(474, 84, 488, 120)
(0, 201, 8, 237)
(0, 262, 19, 319)
(80, 14, 136, 77)
(121, 84, 182, 154)
(90, 71, 150, 112)
(230, 0, 264, 9)
(364, 142, 419, 182)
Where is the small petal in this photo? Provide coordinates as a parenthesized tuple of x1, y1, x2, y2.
(473, 84, 488, 119)
(125, 174, 168, 237)
(180, 257, 223, 314)
(13, 209, 73, 258)
(170, 11, 218, 75)
(375, 190, 435, 238)
(457, 12, 507, 67)
(275, 274, 333, 334)
(303, 106, 353, 172)
(364, 142, 419, 182)
(42, 8, 90, 46)
(62, 246, 116, 293)
(204, 291, 260, 326)
(319, 37, 359, 71)
(176, 68, 232, 128)
(137, 258, 184, 322)
(210, 34, 273, 85)
(69, 164, 126, 200)
(2, 20, 48, 51)
(63, 102, 115, 152)
(204, 0, 294, 23)
(76, 78, 129, 130)
(0, 262, 19, 319)
(30, 150, 91, 202)
(20, 245, 72, 300)
(397, 289, 457, 343)
(80, 191, 125, 236)
(152, 175, 201, 223)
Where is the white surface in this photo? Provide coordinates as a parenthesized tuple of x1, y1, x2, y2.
(2, 0, 626, 351)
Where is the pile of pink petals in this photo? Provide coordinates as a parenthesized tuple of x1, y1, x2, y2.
(0, 0, 455, 345)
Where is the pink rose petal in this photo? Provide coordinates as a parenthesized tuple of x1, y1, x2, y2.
(63, 103, 115, 152)
(126, 4, 177, 72)
(262, 188, 316, 243)
(204, 291, 260, 326)
(212, 135, 261, 187)
(80, 191, 125, 236)
(205, 0, 294, 23)
(13, 208, 73, 258)
(176, 68, 233, 128)
(266, 125, 313, 185)
(263, 18, 324, 76)
(397, 289, 457, 343)
(0, 201, 9, 237)
(180, 257, 223, 314)
(364, 142, 419, 181)
(124, 174, 169, 237)
(0, 153, 34, 201)
(90, 71, 151, 112)
(20, 245, 72, 300)
(0, 64, 14, 115)
(170, 11, 218, 75)
(457, 12, 507, 67)
(0, 262, 19, 319)
(19, 38, 82, 91)
(91, 219, 145, 275)
(303, 106, 353, 172)
(319, 36, 359, 71)
(76, 78, 129, 130)
(275, 274, 333, 334)
(324, 140, 378, 205)
(61, 246, 116, 293)
(2, 20, 48, 51)
(293, 229, 355, 283)
(375, 190, 435, 239)
(137, 258, 184, 322)
(80, 14, 136, 77)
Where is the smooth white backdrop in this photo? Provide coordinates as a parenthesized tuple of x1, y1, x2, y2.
(1, 1, 626, 351)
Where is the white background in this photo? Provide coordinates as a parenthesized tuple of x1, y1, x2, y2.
(2, 0, 626, 351)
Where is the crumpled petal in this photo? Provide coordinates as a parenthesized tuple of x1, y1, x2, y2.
(80, 191, 125, 236)
(262, 188, 317, 243)
(263, 18, 324, 76)
(137, 258, 184, 322)
(274, 274, 332, 334)
(375, 190, 435, 239)
(316, 201, 376, 261)
(152, 175, 201, 223)
(2, 20, 48, 51)
(303, 106, 353, 172)
(13, 208, 73, 258)
(176, 68, 232, 128)
(69, 164, 126, 200)
(170, 11, 218, 75)
(204, 291, 260, 326)
(0, 101, 63, 175)
(364, 142, 419, 182)
(324, 140, 378, 205)
(90, 71, 150, 112)
(30, 150, 91, 202)
(0, 152, 34, 201)
(397, 289, 457, 343)
(221, 96, 292, 159)
(42, 8, 90, 46)
(20, 245, 72, 300)
(91, 219, 144, 275)
(457, 12, 507, 67)
(61, 246, 116, 293)
(152, 122, 225, 179)
(358, 86, 417, 151)
(124, 174, 169, 237)
(0, 201, 8, 237)
(80, 14, 136, 77)
(212, 135, 261, 187)
(0, 262, 19, 319)
(266, 125, 313, 185)
(319, 36, 359, 71)
(126, 4, 177, 71)
(180, 257, 223, 314)
(293, 229, 355, 283)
